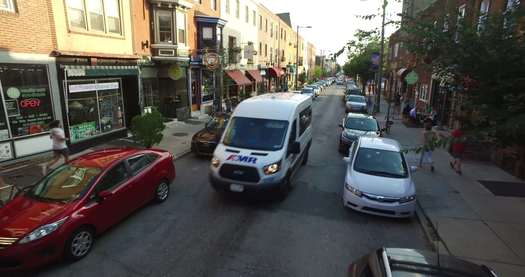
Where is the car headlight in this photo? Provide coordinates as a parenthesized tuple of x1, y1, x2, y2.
(211, 157, 220, 168)
(263, 161, 281, 175)
(399, 195, 416, 203)
(19, 217, 68, 244)
(345, 182, 362, 197)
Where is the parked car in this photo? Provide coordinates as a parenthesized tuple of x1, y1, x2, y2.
(305, 84, 321, 95)
(191, 113, 230, 156)
(210, 93, 312, 197)
(348, 248, 498, 277)
(345, 95, 367, 113)
(339, 113, 381, 154)
(343, 137, 417, 218)
(0, 148, 175, 272)
(343, 87, 364, 102)
(301, 87, 316, 99)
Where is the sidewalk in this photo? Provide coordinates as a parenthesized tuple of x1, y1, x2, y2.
(0, 115, 209, 192)
(376, 104, 525, 276)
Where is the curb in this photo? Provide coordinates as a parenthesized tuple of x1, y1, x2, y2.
(172, 149, 193, 161)
(415, 200, 452, 254)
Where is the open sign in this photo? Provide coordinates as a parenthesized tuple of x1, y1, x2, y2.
(20, 99, 41, 108)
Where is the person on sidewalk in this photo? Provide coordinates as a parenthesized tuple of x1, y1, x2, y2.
(42, 120, 69, 175)
(450, 122, 466, 175)
(420, 122, 437, 172)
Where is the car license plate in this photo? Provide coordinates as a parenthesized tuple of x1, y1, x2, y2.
(230, 184, 244, 192)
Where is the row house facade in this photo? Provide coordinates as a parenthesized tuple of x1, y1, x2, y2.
(0, 0, 317, 164)
(387, 0, 523, 128)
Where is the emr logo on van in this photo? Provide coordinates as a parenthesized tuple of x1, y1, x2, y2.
(226, 155, 257, 164)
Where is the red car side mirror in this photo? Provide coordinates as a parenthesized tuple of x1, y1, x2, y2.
(98, 190, 113, 200)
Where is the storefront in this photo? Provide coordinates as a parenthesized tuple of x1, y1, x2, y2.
(0, 62, 59, 162)
(268, 66, 284, 92)
(224, 70, 252, 109)
(58, 60, 141, 152)
(245, 70, 263, 96)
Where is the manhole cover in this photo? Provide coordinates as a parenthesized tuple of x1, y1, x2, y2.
(479, 180, 525, 197)
(185, 120, 202, 125)
(173, 132, 188, 137)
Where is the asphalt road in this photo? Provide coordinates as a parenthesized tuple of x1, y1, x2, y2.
(37, 86, 429, 277)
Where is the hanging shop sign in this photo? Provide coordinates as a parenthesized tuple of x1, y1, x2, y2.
(405, 71, 419, 85)
(203, 53, 220, 70)
(168, 64, 184, 80)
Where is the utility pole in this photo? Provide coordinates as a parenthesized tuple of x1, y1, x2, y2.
(295, 26, 311, 90)
(375, 0, 387, 113)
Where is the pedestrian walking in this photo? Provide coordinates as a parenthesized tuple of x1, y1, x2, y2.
(42, 120, 69, 176)
(419, 122, 437, 172)
(450, 121, 466, 175)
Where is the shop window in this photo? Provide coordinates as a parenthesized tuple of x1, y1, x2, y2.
(0, 64, 54, 139)
(202, 70, 215, 103)
(67, 79, 125, 143)
(0, 0, 16, 12)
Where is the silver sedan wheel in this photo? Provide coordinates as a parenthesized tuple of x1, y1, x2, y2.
(70, 231, 93, 258)
(156, 182, 169, 201)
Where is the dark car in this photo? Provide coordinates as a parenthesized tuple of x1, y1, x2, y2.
(191, 113, 230, 156)
(349, 248, 498, 277)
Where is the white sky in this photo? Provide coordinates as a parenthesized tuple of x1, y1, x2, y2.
(257, 0, 403, 64)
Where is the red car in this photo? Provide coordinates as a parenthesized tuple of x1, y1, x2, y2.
(0, 148, 175, 273)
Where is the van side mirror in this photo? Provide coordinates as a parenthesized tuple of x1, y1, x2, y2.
(343, 157, 351, 163)
(288, 142, 301, 154)
(410, 166, 418, 173)
(339, 123, 344, 129)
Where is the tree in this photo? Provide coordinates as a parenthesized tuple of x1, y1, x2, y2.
(313, 66, 326, 80)
(401, 7, 525, 147)
(131, 108, 166, 148)
(343, 30, 383, 93)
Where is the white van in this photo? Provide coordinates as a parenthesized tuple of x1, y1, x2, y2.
(209, 93, 313, 196)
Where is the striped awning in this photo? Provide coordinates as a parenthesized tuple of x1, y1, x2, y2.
(65, 65, 138, 77)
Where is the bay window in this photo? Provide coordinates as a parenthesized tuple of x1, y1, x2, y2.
(154, 8, 188, 46)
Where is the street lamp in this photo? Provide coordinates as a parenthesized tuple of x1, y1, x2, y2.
(295, 25, 312, 90)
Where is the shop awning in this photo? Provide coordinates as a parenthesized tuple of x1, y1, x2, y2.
(268, 67, 284, 78)
(225, 70, 252, 86)
(65, 65, 138, 77)
(246, 70, 263, 83)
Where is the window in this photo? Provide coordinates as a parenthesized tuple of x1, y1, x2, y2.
(0, 0, 16, 12)
(264, 44, 267, 57)
(66, 0, 87, 29)
(0, 64, 54, 139)
(236, 0, 240, 18)
(259, 42, 262, 56)
(299, 106, 312, 136)
(105, 0, 121, 34)
(478, 0, 491, 33)
(223, 117, 289, 151)
(88, 0, 105, 31)
(443, 13, 449, 32)
(419, 84, 429, 101)
(128, 154, 157, 175)
(265, 19, 268, 32)
(228, 36, 237, 63)
(66, 0, 121, 34)
(394, 43, 399, 57)
(284, 30, 286, 41)
(259, 15, 262, 30)
(287, 120, 297, 157)
(253, 11, 256, 26)
(157, 10, 173, 43)
(225, 0, 230, 13)
(211, 0, 216, 11)
(270, 47, 273, 62)
(270, 23, 273, 37)
(455, 5, 466, 42)
(176, 11, 187, 45)
(504, 0, 520, 30)
(96, 162, 129, 193)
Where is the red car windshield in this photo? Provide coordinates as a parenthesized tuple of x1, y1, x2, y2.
(27, 165, 101, 203)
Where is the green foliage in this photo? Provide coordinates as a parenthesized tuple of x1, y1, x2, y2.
(298, 72, 307, 84)
(131, 108, 166, 148)
(343, 30, 383, 88)
(401, 7, 525, 146)
(313, 66, 326, 80)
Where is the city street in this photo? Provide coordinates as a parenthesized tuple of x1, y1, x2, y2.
(36, 86, 429, 277)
